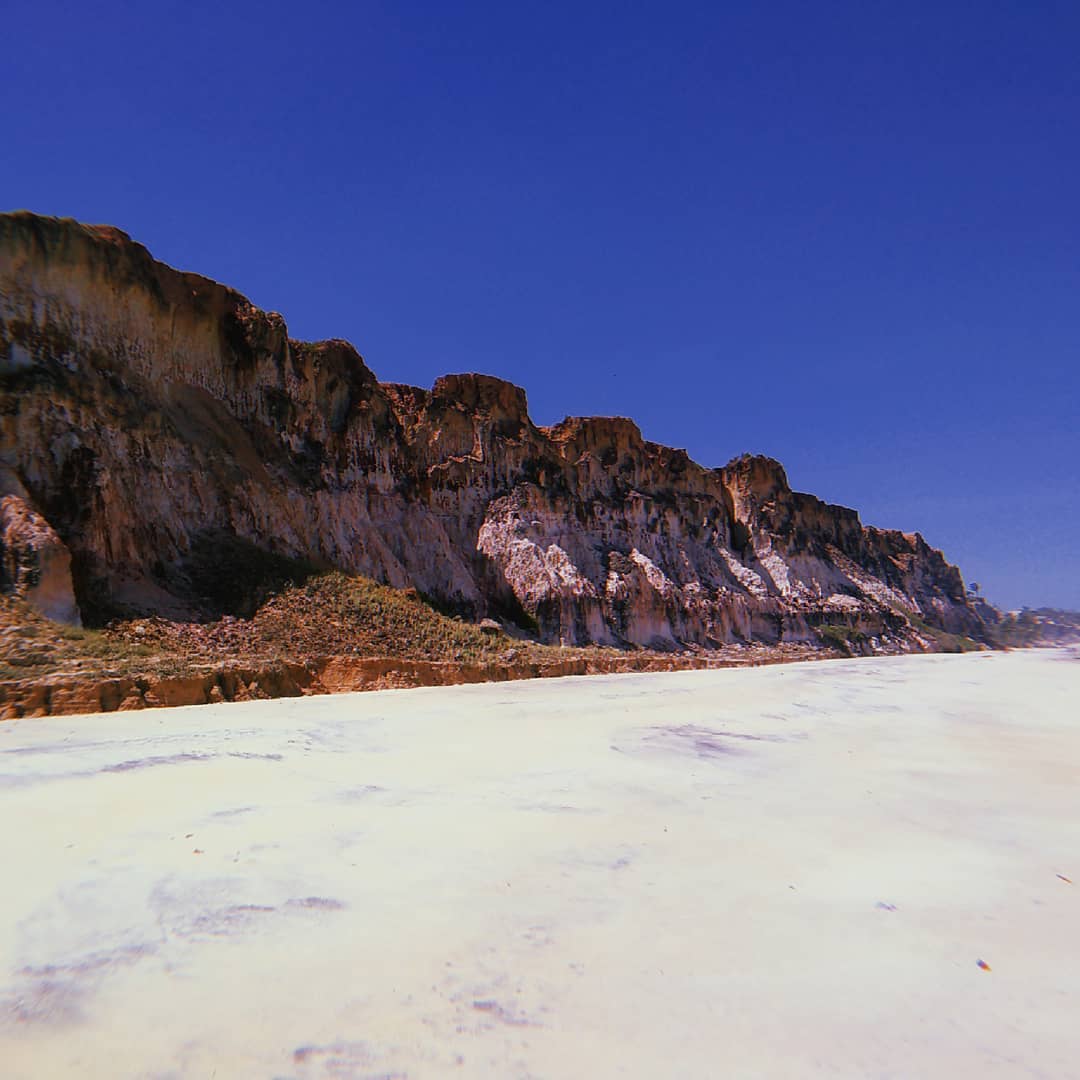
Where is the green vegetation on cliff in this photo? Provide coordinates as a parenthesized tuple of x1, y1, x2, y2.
(1, 573, 577, 681)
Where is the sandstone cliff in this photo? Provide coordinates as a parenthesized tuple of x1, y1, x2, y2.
(0, 213, 992, 650)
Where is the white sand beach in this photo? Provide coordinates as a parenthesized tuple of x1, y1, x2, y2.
(1, 649, 1078, 1078)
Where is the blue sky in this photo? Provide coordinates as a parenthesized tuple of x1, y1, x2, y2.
(5, 0, 1078, 609)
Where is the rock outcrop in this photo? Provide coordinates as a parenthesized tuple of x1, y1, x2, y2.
(0, 644, 830, 721)
(0, 467, 81, 625)
(0, 212, 992, 648)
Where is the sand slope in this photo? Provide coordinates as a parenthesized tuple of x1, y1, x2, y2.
(1, 650, 1078, 1078)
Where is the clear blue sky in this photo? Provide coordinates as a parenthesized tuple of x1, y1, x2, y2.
(5, 0, 1078, 609)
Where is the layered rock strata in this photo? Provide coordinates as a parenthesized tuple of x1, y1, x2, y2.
(0, 213, 990, 648)
(1, 647, 822, 721)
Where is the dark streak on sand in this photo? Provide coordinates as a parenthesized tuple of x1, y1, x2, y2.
(610, 723, 788, 763)
(651, 724, 787, 759)
(2, 975, 87, 1026)
(287, 897, 346, 911)
(291, 1041, 407, 1078)
(182, 904, 278, 938)
(102, 753, 213, 773)
(99, 750, 281, 776)
(2, 943, 156, 1028)
(471, 999, 537, 1027)
(18, 943, 156, 980)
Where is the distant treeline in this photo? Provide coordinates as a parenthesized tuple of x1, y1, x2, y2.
(995, 608, 1080, 647)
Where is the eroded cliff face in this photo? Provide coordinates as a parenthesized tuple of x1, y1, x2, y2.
(0, 213, 991, 648)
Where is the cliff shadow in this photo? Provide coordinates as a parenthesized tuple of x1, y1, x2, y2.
(176, 530, 320, 621)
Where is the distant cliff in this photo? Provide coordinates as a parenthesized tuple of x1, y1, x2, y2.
(0, 213, 994, 651)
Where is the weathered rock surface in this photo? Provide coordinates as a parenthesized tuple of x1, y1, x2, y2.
(0, 212, 992, 647)
(0, 468, 80, 625)
(0, 645, 820, 720)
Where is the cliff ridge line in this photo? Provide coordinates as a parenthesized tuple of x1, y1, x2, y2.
(1, 212, 993, 653)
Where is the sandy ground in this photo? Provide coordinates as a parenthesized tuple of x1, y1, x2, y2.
(0, 649, 1078, 1079)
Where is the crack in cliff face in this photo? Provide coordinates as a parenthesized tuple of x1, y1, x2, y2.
(0, 212, 994, 648)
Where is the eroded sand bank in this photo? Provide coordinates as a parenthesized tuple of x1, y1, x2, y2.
(1, 649, 1078, 1078)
